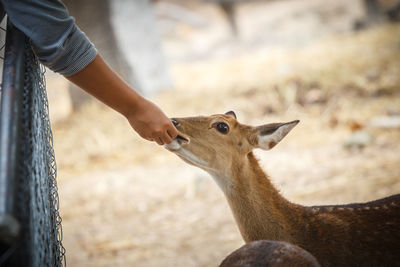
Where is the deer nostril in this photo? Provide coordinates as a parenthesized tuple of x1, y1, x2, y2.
(171, 119, 180, 127)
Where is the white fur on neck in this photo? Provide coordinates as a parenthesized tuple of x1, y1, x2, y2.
(209, 171, 233, 194)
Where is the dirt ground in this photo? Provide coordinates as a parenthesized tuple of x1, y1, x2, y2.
(48, 1, 400, 266)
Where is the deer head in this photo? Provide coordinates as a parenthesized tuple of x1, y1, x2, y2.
(165, 111, 299, 191)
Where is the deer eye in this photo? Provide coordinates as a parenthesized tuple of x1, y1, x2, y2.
(215, 122, 229, 134)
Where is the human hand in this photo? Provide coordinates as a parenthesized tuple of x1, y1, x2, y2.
(125, 97, 178, 145)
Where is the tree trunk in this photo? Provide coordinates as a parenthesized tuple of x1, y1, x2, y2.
(63, 0, 135, 109)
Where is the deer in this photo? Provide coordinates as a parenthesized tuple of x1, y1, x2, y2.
(219, 240, 321, 267)
(164, 111, 400, 267)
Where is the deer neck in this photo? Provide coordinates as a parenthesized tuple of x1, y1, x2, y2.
(210, 152, 302, 243)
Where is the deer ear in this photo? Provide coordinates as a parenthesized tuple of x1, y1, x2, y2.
(225, 111, 237, 119)
(255, 120, 299, 150)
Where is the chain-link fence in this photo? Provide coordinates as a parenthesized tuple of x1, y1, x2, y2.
(0, 11, 6, 88)
(0, 18, 65, 267)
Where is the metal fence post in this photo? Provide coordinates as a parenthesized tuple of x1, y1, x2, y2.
(0, 19, 25, 250)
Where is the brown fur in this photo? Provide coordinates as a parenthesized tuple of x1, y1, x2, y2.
(219, 240, 321, 267)
(165, 113, 400, 267)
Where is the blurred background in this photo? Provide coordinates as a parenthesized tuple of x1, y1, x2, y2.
(45, 0, 400, 266)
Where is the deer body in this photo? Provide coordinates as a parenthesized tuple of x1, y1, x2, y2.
(165, 112, 400, 266)
(220, 240, 321, 267)
(221, 152, 400, 266)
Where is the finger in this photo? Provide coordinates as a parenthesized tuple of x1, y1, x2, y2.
(161, 132, 173, 144)
(167, 126, 178, 139)
(155, 137, 164, 146)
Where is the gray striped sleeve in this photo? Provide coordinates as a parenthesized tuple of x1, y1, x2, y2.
(33, 25, 98, 76)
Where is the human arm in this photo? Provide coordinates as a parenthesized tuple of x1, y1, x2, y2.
(66, 54, 178, 145)
(1, 0, 97, 76)
(1, 0, 177, 144)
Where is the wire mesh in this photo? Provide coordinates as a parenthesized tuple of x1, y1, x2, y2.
(0, 21, 66, 266)
(0, 14, 6, 93)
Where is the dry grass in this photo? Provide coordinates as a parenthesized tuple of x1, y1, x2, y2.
(52, 23, 400, 266)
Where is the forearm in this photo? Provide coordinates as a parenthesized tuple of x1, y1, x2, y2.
(65, 54, 178, 145)
(66, 54, 142, 117)
(2, 0, 177, 145)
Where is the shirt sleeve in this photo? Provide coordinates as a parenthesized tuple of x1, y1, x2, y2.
(1, 0, 98, 76)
